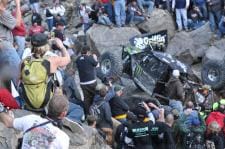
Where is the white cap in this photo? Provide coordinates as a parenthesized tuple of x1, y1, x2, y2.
(172, 70, 180, 78)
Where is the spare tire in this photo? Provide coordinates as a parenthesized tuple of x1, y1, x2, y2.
(201, 60, 225, 90)
(97, 52, 123, 79)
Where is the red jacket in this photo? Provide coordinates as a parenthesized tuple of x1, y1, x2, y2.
(0, 88, 19, 109)
(12, 22, 26, 37)
(29, 25, 45, 36)
(206, 111, 225, 133)
(12, 10, 26, 37)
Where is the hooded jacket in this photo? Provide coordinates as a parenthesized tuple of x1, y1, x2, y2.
(166, 76, 184, 101)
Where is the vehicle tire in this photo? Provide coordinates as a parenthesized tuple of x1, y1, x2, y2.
(97, 51, 123, 79)
(201, 60, 225, 90)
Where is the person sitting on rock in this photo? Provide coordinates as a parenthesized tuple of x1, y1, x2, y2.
(97, 8, 113, 28)
(0, 94, 70, 148)
(127, 0, 146, 26)
(137, 0, 155, 16)
(187, 5, 205, 30)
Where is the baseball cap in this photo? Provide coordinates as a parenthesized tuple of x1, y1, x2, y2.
(31, 33, 48, 47)
(114, 85, 124, 92)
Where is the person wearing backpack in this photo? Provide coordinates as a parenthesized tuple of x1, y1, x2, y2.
(44, 4, 54, 31)
(92, 84, 115, 146)
(0, 94, 70, 149)
(20, 33, 70, 110)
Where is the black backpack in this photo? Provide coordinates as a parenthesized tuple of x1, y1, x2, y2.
(89, 101, 105, 121)
(46, 9, 53, 17)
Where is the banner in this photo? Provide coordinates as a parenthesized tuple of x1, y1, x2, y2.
(129, 30, 168, 51)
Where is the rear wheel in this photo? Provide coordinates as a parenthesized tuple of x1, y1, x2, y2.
(201, 60, 225, 90)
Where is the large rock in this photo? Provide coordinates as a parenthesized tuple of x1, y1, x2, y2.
(0, 110, 110, 149)
(166, 23, 212, 65)
(203, 38, 225, 63)
(87, 25, 141, 55)
(137, 9, 176, 40)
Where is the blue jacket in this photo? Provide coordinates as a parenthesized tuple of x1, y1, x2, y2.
(93, 87, 116, 128)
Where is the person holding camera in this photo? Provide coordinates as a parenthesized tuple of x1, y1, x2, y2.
(76, 45, 99, 115)
(126, 102, 155, 149)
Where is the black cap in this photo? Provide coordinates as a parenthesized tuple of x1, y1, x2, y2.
(133, 105, 147, 118)
(31, 33, 48, 47)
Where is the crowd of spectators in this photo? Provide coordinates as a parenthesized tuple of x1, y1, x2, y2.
(0, 0, 225, 148)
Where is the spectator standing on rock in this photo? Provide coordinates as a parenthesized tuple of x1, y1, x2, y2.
(31, 10, 42, 26)
(165, 70, 184, 102)
(76, 45, 98, 115)
(0, 94, 70, 149)
(29, 0, 40, 13)
(192, 0, 208, 20)
(207, 0, 223, 33)
(28, 21, 45, 36)
(114, 0, 126, 27)
(44, 4, 54, 32)
(12, 9, 26, 59)
(217, 12, 225, 39)
(172, 0, 190, 31)
(0, 0, 22, 84)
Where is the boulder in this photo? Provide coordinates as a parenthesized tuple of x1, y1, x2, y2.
(0, 110, 109, 149)
(86, 25, 141, 55)
(137, 9, 176, 40)
(166, 23, 212, 65)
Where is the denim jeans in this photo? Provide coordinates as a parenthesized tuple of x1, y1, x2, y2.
(217, 17, 225, 38)
(103, 2, 114, 22)
(197, 4, 208, 20)
(209, 10, 221, 32)
(175, 8, 188, 30)
(0, 48, 21, 84)
(137, 0, 154, 14)
(67, 102, 85, 123)
(14, 36, 25, 59)
(98, 15, 113, 26)
(30, 2, 40, 13)
(46, 18, 54, 31)
(188, 19, 205, 30)
(127, 11, 145, 24)
(114, 0, 126, 27)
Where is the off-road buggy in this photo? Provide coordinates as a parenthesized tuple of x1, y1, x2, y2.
(97, 31, 204, 105)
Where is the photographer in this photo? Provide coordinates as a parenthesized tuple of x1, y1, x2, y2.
(76, 45, 99, 115)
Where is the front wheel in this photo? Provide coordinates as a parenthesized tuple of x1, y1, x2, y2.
(97, 52, 123, 79)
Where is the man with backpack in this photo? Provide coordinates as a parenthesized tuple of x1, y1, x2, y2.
(0, 94, 70, 149)
(91, 83, 115, 146)
(20, 33, 85, 123)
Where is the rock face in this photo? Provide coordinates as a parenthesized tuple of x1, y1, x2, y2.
(203, 38, 225, 63)
(87, 25, 141, 55)
(0, 110, 109, 149)
(137, 9, 176, 40)
(166, 23, 212, 65)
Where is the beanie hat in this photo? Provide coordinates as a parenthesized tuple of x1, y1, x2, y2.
(31, 33, 48, 47)
(172, 70, 180, 78)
